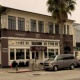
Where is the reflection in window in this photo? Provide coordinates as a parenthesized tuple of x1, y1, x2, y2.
(16, 49, 24, 59)
(10, 49, 14, 60)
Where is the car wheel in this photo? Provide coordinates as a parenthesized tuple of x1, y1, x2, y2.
(53, 66, 58, 71)
(70, 64, 74, 70)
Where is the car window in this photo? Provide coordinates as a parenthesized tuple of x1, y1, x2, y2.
(63, 57, 69, 60)
(69, 56, 75, 59)
(56, 56, 63, 60)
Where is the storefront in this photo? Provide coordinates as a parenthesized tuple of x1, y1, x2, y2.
(8, 38, 60, 66)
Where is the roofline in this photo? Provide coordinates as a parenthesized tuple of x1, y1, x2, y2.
(2, 5, 75, 22)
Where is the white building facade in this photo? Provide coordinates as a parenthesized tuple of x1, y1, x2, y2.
(0, 7, 75, 67)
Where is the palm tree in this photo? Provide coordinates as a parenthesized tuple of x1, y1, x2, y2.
(47, 0, 76, 54)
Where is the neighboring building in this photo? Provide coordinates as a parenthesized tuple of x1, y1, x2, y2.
(73, 23, 80, 59)
(0, 6, 75, 67)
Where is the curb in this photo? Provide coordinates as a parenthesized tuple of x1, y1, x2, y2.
(8, 69, 32, 73)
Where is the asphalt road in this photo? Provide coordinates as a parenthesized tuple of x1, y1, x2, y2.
(0, 68, 80, 80)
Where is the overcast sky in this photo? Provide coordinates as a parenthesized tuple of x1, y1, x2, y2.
(0, 0, 80, 23)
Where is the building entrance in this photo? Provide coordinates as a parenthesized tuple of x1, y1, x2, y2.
(32, 51, 43, 62)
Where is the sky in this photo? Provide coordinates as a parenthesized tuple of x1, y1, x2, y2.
(0, 0, 80, 23)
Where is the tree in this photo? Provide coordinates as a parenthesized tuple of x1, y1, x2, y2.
(47, 0, 76, 54)
(0, 5, 7, 29)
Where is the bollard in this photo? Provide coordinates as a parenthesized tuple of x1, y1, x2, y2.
(16, 64, 18, 71)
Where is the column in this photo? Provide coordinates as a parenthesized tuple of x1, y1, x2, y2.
(14, 48, 16, 61)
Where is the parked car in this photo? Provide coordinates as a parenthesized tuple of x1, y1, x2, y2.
(77, 59, 80, 67)
(43, 54, 77, 71)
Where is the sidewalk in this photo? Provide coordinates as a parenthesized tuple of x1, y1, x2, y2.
(0, 67, 33, 73)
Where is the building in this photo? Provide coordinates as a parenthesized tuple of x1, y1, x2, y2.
(0, 6, 75, 67)
(73, 23, 80, 59)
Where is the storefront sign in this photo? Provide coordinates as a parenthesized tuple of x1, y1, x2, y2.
(30, 46, 47, 51)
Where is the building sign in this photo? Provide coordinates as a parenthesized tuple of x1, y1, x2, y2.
(2, 48, 8, 52)
(15, 33, 26, 37)
(30, 46, 47, 51)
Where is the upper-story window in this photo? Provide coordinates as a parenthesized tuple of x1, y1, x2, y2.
(18, 17, 25, 31)
(48, 22, 53, 33)
(8, 16, 16, 30)
(67, 25, 69, 34)
(55, 23, 59, 34)
(30, 19, 36, 32)
(38, 21, 44, 32)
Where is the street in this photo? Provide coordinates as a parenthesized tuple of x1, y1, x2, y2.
(0, 68, 80, 80)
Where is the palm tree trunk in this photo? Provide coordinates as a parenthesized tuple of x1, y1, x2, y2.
(59, 22, 64, 54)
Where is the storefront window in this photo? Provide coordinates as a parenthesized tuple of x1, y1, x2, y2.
(10, 49, 14, 60)
(32, 42, 42, 45)
(44, 42, 47, 45)
(26, 49, 30, 59)
(55, 49, 58, 55)
(44, 51, 47, 58)
(32, 52, 35, 59)
(48, 49, 54, 58)
(48, 42, 54, 46)
(36, 52, 39, 59)
(55, 42, 58, 46)
(16, 49, 24, 59)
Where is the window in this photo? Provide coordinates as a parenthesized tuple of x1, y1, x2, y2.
(55, 23, 59, 34)
(26, 49, 30, 59)
(55, 49, 58, 55)
(36, 52, 39, 59)
(55, 42, 58, 46)
(32, 42, 42, 45)
(63, 57, 69, 60)
(16, 49, 24, 59)
(32, 52, 35, 59)
(38, 21, 44, 32)
(69, 56, 75, 59)
(44, 51, 47, 58)
(48, 22, 53, 33)
(44, 42, 47, 45)
(30, 19, 36, 32)
(18, 17, 25, 30)
(48, 49, 54, 58)
(10, 49, 14, 60)
(48, 42, 54, 46)
(67, 25, 69, 34)
(8, 16, 16, 30)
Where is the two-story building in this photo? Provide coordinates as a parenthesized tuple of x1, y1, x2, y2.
(0, 6, 75, 67)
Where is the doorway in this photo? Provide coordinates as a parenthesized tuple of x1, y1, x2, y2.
(32, 51, 43, 62)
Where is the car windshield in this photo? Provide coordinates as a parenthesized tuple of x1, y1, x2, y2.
(49, 55, 58, 60)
